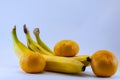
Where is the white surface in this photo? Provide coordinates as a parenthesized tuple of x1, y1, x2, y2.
(0, 0, 120, 80)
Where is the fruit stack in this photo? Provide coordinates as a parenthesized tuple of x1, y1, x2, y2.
(11, 24, 118, 77)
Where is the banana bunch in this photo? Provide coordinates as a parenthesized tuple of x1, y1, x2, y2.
(11, 25, 91, 73)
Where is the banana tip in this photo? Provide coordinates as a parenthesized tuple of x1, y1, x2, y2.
(23, 24, 28, 34)
(12, 25, 16, 33)
(87, 57, 91, 62)
(34, 28, 40, 34)
(82, 66, 86, 72)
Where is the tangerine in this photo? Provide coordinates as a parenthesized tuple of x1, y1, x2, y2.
(20, 52, 46, 73)
(91, 50, 118, 77)
(54, 40, 79, 57)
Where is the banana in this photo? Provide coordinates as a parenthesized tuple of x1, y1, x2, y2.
(33, 28, 53, 54)
(11, 25, 31, 58)
(23, 24, 53, 56)
(42, 55, 85, 73)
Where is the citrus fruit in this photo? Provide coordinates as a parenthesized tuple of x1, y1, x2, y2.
(54, 40, 79, 57)
(20, 52, 46, 73)
(91, 50, 118, 77)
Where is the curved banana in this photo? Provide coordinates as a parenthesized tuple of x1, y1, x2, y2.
(33, 28, 53, 54)
(23, 24, 53, 56)
(43, 55, 85, 73)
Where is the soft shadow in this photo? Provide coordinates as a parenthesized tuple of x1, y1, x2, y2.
(75, 72, 95, 77)
(44, 71, 95, 78)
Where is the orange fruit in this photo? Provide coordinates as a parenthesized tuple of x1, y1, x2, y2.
(91, 50, 118, 77)
(20, 52, 46, 73)
(54, 40, 79, 57)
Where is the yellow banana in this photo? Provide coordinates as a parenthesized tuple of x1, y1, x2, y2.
(23, 24, 52, 56)
(33, 28, 53, 54)
(43, 55, 85, 73)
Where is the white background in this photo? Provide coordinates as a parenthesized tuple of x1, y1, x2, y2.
(0, 0, 120, 80)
